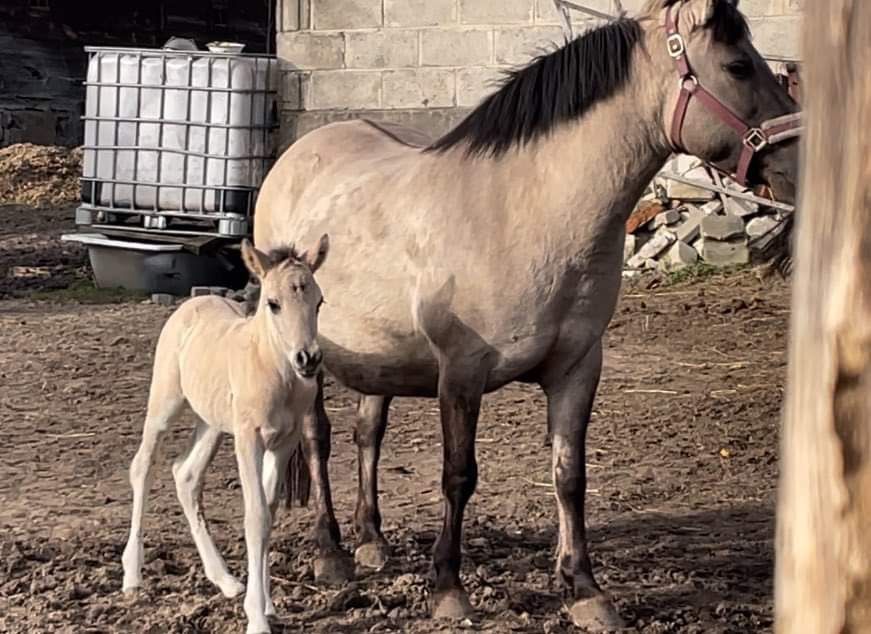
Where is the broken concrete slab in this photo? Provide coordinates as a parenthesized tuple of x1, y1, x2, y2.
(659, 240, 699, 271)
(623, 234, 636, 264)
(675, 204, 704, 244)
(725, 196, 759, 217)
(627, 230, 675, 269)
(647, 209, 682, 230)
(701, 213, 745, 241)
(700, 200, 724, 215)
(701, 238, 750, 266)
(745, 215, 780, 239)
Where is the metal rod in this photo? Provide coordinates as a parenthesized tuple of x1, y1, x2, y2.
(657, 171, 795, 212)
(80, 114, 274, 130)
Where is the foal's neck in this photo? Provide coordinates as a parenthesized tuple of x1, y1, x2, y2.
(246, 308, 296, 384)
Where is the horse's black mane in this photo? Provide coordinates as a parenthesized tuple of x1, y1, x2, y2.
(428, 1, 749, 157)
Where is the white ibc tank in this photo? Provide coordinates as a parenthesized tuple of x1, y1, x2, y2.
(82, 49, 277, 214)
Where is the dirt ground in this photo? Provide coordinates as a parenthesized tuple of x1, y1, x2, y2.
(0, 203, 790, 633)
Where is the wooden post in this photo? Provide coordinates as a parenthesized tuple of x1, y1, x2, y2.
(775, 1, 871, 632)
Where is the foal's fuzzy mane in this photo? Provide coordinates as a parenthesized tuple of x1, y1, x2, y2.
(428, 1, 749, 158)
(266, 245, 302, 268)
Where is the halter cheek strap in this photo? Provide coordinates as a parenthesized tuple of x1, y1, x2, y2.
(663, 5, 802, 186)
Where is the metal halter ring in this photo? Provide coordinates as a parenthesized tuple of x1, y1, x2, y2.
(667, 33, 686, 58)
(743, 128, 768, 152)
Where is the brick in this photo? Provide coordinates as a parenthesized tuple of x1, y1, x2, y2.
(346, 30, 419, 69)
(701, 213, 745, 241)
(494, 26, 564, 65)
(191, 286, 211, 297)
(456, 67, 507, 107)
(461, 0, 534, 24)
(277, 32, 344, 70)
(701, 239, 750, 267)
(626, 200, 666, 234)
(535, 0, 604, 25)
(312, 0, 381, 30)
(282, 72, 305, 109)
(151, 293, 175, 306)
(748, 16, 802, 59)
(421, 29, 492, 67)
(385, 0, 456, 27)
(383, 69, 455, 109)
(308, 70, 381, 109)
(277, 0, 300, 31)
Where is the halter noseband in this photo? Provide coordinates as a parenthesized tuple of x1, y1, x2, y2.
(664, 5, 802, 186)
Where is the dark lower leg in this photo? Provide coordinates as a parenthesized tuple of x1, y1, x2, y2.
(353, 394, 391, 547)
(303, 385, 342, 554)
(432, 383, 481, 610)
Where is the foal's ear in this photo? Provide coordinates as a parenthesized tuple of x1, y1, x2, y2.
(241, 239, 271, 280)
(301, 233, 329, 273)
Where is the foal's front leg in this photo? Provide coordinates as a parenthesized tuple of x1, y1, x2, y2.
(541, 341, 623, 632)
(236, 428, 271, 634)
(260, 439, 295, 618)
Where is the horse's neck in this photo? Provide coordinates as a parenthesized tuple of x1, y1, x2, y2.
(493, 65, 670, 246)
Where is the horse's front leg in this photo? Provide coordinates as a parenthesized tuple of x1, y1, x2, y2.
(541, 340, 624, 631)
(431, 363, 484, 619)
(303, 380, 354, 584)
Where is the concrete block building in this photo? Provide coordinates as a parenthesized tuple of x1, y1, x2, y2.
(275, 0, 803, 148)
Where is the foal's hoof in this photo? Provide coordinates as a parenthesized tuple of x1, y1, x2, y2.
(354, 541, 390, 571)
(568, 594, 624, 632)
(432, 589, 474, 620)
(314, 551, 355, 585)
(217, 575, 246, 599)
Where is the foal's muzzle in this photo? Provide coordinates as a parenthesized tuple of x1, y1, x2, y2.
(293, 347, 323, 378)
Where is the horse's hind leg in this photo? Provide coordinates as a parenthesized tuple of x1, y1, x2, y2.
(353, 394, 393, 569)
(541, 340, 624, 631)
(121, 381, 185, 592)
(172, 420, 244, 598)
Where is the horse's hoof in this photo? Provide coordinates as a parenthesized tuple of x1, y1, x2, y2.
(568, 594, 624, 632)
(245, 619, 271, 634)
(432, 589, 474, 620)
(314, 551, 355, 585)
(122, 583, 140, 595)
(354, 541, 390, 570)
(217, 575, 246, 599)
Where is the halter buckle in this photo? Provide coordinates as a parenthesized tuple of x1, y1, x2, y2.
(743, 128, 768, 152)
(667, 34, 686, 58)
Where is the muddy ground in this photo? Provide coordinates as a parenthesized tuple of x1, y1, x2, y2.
(0, 203, 789, 633)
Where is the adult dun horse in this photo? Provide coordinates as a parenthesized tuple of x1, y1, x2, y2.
(255, 0, 799, 628)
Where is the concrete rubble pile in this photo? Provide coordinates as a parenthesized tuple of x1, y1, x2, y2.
(623, 155, 791, 276)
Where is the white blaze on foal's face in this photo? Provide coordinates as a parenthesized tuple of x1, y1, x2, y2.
(241, 235, 329, 380)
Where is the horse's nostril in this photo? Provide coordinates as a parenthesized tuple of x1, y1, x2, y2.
(294, 350, 309, 369)
(311, 349, 323, 367)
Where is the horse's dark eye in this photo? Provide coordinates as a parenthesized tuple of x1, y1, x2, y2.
(267, 299, 280, 313)
(724, 59, 754, 80)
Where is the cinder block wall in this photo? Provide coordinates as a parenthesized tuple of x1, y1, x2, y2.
(276, 0, 802, 149)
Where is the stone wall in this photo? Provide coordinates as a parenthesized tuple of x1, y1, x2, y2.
(276, 0, 803, 148)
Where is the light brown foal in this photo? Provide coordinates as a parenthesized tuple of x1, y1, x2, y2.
(121, 235, 329, 634)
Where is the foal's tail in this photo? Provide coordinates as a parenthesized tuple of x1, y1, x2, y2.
(285, 439, 311, 508)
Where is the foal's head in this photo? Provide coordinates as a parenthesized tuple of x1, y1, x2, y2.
(241, 235, 329, 380)
(644, 0, 799, 200)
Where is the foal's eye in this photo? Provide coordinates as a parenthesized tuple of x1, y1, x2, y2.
(267, 299, 280, 313)
(724, 59, 754, 80)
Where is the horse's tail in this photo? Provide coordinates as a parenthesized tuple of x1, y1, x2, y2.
(285, 439, 311, 508)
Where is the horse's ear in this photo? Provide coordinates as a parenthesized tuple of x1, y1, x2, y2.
(302, 233, 329, 273)
(241, 239, 270, 280)
(680, 0, 718, 31)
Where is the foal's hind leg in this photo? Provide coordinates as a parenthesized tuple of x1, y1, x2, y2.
(122, 392, 185, 592)
(172, 420, 244, 598)
(353, 394, 393, 569)
(541, 340, 623, 631)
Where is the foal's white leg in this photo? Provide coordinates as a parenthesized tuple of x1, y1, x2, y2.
(173, 420, 245, 598)
(122, 398, 184, 592)
(236, 428, 271, 634)
(260, 441, 294, 617)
